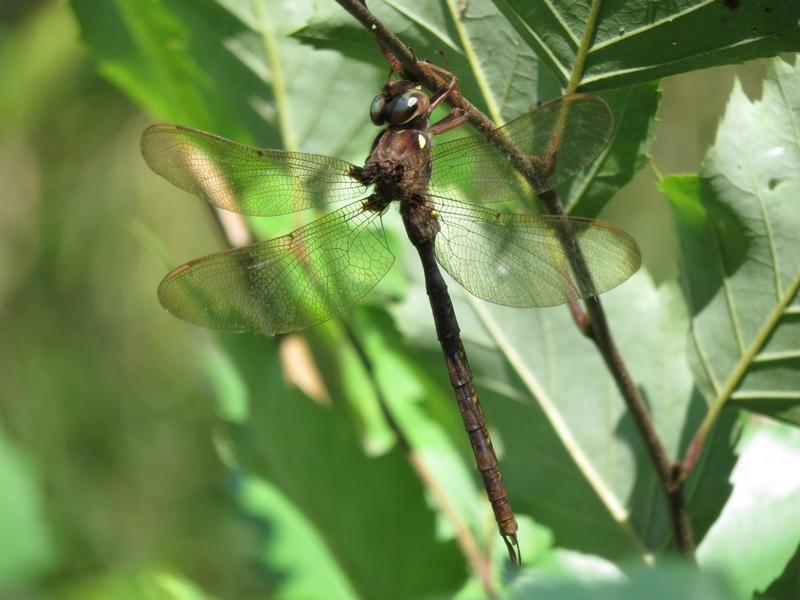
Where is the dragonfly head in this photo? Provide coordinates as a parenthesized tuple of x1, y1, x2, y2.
(369, 80, 430, 127)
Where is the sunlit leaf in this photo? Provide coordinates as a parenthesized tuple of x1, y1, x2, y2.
(0, 431, 56, 589)
(698, 417, 800, 599)
(662, 57, 800, 425)
(506, 561, 732, 599)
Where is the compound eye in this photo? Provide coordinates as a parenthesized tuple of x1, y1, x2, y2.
(369, 94, 387, 125)
(385, 90, 429, 125)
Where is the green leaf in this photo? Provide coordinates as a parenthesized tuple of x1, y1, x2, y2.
(236, 477, 358, 599)
(697, 417, 800, 599)
(56, 570, 215, 600)
(71, 0, 255, 138)
(506, 561, 733, 599)
(0, 429, 56, 589)
(493, 0, 800, 91)
(217, 333, 466, 599)
(662, 57, 800, 426)
(70, 0, 383, 159)
(345, 308, 490, 540)
(562, 82, 662, 218)
(394, 266, 737, 560)
(761, 547, 800, 599)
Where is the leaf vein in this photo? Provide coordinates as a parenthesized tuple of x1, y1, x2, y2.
(691, 324, 722, 396)
(384, 0, 461, 52)
(444, 0, 501, 121)
(590, 0, 716, 52)
(542, 0, 580, 47)
(731, 391, 800, 401)
(710, 223, 746, 356)
(743, 152, 782, 300)
(707, 272, 800, 415)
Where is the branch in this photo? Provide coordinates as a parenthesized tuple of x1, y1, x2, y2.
(335, 0, 695, 556)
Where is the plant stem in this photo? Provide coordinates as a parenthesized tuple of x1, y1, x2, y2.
(335, 0, 696, 556)
(564, 0, 604, 95)
(559, 0, 694, 556)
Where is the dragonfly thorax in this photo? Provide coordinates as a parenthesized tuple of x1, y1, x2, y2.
(351, 116, 438, 246)
(353, 125, 433, 202)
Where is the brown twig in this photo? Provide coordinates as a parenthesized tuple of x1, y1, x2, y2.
(334, 0, 695, 557)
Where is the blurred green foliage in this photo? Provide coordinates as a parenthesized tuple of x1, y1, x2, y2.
(0, 2, 263, 597)
(1, 1, 799, 599)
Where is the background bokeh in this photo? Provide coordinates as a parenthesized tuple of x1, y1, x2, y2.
(0, 1, 777, 597)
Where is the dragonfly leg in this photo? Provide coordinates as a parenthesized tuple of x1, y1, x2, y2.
(430, 109, 469, 135)
(423, 60, 468, 134)
(425, 61, 460, 111)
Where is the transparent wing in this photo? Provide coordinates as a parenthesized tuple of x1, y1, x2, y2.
(429, 94, 613, 204)
(432, 196, 640, 307)
(158, 201, 393, 334)
(141, 124, 367, 216)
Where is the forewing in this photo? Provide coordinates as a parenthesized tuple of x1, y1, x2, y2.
(141, 124, 367, 216)
(429, 95, 613, 203)
(158, 201, 393, 334)
(432, 197, 640, 307)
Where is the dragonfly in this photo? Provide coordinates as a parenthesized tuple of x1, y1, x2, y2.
(141, 66, 641, 565)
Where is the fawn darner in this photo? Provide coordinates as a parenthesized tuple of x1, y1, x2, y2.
(141, 67, 641, 565)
